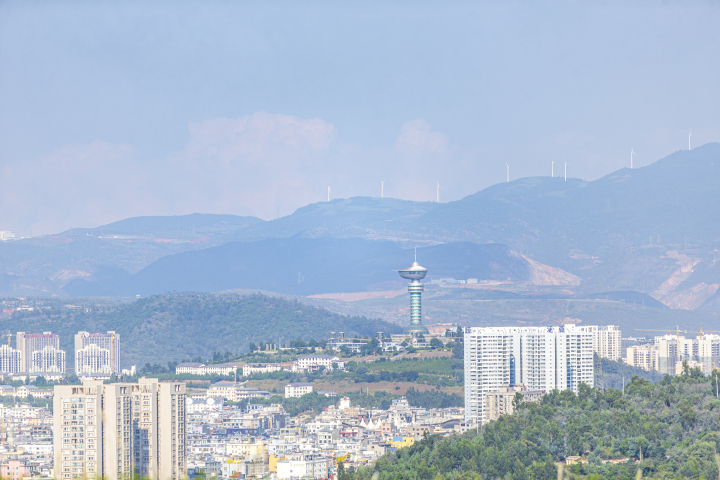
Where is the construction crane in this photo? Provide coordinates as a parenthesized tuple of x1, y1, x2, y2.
(1, 332, 15, 346)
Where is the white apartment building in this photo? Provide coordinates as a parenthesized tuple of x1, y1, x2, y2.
(464, 324, 594, 425)
(53, 378, 186, 480)
(17, 332, 65, 373)
(292, 355, 344, 372)
(0, 345, 22, 374)
(625, 344, 658, 371)
(276, 455, 330, 480)
(75, 344, 111, 375)
(243, 363, 282, 377)
(74, 331, 120, 374)
(32, 346, 66, 374)
(285, 383, 314, 398)
(587, 325, 621, 361)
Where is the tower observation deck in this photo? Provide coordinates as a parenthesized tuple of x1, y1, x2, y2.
(398, 251, 429, 335)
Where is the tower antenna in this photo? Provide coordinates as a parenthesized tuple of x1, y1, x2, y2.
(327, 186, 331, 202)
(436, 181, 440, 203)
(689, 130, 692, 150)
(564, 161, 569, 181)
(631, 148, 636, 169)
(506, 163, 509, 183)
(381, 181, 385, 198)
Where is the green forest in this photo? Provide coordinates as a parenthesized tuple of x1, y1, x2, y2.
(346, 369, 720, 480)
(3, 292, 400, 364)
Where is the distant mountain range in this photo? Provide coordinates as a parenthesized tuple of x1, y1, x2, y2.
(1, 143, 719, 310)
(64, 240, 573, 297)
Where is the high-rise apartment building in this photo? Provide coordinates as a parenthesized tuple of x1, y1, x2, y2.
(54, 378, 186, 480)
(587, 325, 621, 361)
(0, 345, 22, 374)
(74, 331, 120, 374)
(464, 324, 594, 424)
(625, 344, 659, 371)
(17, 332, 64, 373)
(32, 346, 66, 373)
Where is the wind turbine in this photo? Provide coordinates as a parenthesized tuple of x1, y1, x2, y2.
(564, 161, 569, 182)
(506, 163, 510, 183)
(436, 181, 441, 203)
(381, 181, 385, 198)
(689, 131, 692, 150)
(552, 161, 554, 178)
(327, 186, 331, 202)
(631, 148, 636, 169)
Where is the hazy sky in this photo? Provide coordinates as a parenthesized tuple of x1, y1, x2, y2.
(1, 1, 719, 235)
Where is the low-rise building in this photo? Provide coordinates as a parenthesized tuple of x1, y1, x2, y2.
(276, 454, 330, 480)
(484, 385, 544, 423)
(285, 383, 314, 398)
(292, 355, 344, 373)
(176, 362, 237, 376)
(243, 363, 282, 377)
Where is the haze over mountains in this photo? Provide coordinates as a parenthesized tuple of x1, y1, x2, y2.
(1, 144, 719, 311)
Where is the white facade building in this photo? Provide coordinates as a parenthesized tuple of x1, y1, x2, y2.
(0, 345, 22, 374)
(285, 383, 314, 398)
(276, 455, 330, 479)
(243, 363, 282, 377)
(32, 346, 66, 374)
(75, 344, 112, 375)
(292, 355, 344, 372)
(74, 331, 120, 374)
(17, 332, 65, 373)
(464, 324, 594, 424)
(587, 325, 622, 361)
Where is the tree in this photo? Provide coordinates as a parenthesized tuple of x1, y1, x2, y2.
(452, 341, 464, 360)
(430, 338, 443, 348)
(248, 342, 257, 353)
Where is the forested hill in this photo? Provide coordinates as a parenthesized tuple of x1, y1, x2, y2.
(5, 293, 400, 366)
(347, 371, 720, 480)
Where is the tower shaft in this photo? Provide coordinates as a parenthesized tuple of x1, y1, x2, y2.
(408, 281, 423, 325)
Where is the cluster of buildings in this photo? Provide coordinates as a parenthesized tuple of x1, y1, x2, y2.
(184, 395, 464, 480)
(625, 332, 720, 375)
(0, 332, 121, 381)
(463, 324, 620, 425)
(0, 403, 54, 479)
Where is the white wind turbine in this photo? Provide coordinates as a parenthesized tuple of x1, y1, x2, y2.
(631, 148, 636, 169)
(506, 163, 510, 183)
(381, 180, 385, 198)
(436, 180, 441, 203)
(689, 131, 692, 150)
(564, 161, 569, 181)
(327, 186, 331, 202)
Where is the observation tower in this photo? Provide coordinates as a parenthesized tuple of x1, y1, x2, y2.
(398, 250, 429, 335)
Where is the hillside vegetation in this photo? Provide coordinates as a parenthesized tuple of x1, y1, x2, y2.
(4, 293, 400, 366)
(348, 370, 720, 480)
